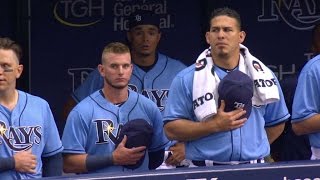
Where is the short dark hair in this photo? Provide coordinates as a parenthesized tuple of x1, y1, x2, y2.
(209, 7, 242, 30)
(0, 37, 22, 63)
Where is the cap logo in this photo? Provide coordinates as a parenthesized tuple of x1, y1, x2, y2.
(135, 14, 142, 22)
(234, 101, 245, 109)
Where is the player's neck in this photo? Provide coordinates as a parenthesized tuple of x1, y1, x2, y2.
(102, 87, 128, 105)
(131, 52, 156, 67)
(0, 89, 18, 111)
(212, 52, 240, 70)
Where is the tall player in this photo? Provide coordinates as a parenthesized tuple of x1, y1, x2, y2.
(62, 10, 187, 167)
(62, 42, 167, 173)
(291, 22, 320, 160)
(163, 7, 289, 165)
(0, 37, 63, 179)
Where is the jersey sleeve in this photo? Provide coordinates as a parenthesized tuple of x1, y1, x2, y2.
(42, 102, 63, 157)
(61, 109, 88, 154)
(148, 102, 169, 152)
(72, 68, 103, 103)
(163, 72, 194, 122)
(292, 65, 320, 122)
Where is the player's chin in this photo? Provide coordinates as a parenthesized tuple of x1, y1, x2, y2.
(139, 50, 152, 56)
(112, 83, 129, 89)
(215, 50, 229, 57)
(0, 84, 8, 90)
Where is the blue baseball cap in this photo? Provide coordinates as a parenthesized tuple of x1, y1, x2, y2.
(218, 70, 253, 118)
(116, 119, 153, 169)
(129, 10, 160, 30)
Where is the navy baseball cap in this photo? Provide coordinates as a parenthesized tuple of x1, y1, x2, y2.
(116, 119, 153, 169)
(218, 70, 253, 119)
(128, 10, 159, 30)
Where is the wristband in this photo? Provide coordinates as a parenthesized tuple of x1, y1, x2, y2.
(85, 154, 113, 171)
(0, 157, 15, 171)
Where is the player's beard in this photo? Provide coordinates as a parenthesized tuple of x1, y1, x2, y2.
(105, 77, 128, 90)
(217, 52, 229, 59)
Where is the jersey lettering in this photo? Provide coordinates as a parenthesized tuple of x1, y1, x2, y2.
(0, 121, 42, 151)
(129, 84, 169, 112)
(142, 89, 169, 112)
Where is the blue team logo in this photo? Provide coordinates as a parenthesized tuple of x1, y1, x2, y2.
(0, 121, 42, 151)
(94, 119, 122, 144)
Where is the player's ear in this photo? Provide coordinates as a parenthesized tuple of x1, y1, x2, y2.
(205, 31, 211, 44)
(239, 31, 246, 43)
(15, 64, 23, 79)
(98, 64, 105, 77)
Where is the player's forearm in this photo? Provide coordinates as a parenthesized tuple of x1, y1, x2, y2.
(292, 114, 320, 135)
(63, 154, 87, 173)
(164, 119, 218, 141)
(265, 122, 285, 144)
(63, 153, 114, 173)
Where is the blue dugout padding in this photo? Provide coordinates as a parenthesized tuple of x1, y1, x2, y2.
(40, 160, 320, 180)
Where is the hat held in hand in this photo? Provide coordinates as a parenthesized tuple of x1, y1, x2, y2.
(218, 70, 253, 118)
(116, 119, 153, 169)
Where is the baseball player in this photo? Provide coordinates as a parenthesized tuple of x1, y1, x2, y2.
(62, 10, 187, 168)
(62, 42, 168, 173)
(163, 8, 289, 165)
(0, 37, 63, 179)
(291, 22, 320, 160)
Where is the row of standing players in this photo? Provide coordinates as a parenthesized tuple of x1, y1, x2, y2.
(0, 7, 320, 179)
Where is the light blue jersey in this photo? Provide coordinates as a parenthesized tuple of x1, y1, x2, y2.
(72, 53, 187, 114)
(164, 64, 290, 162)
(292, 54, 320, 148)
(62, 90, 167, 173)
(0, 91, 63, 179)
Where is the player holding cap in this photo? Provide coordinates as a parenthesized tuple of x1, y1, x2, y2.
(62, 42, 167, 173)
(163, 7, 289, 166)
(62, 9, 187, 168)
